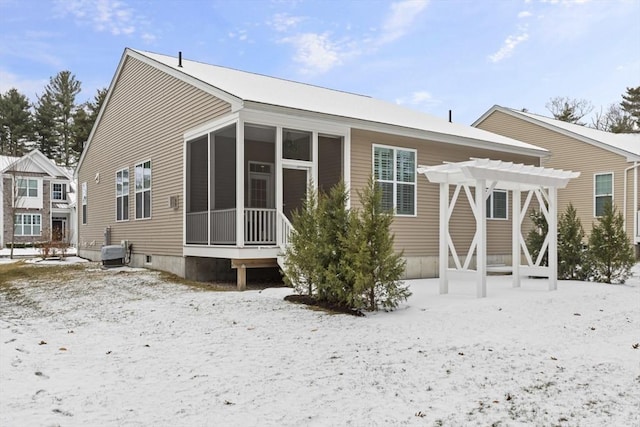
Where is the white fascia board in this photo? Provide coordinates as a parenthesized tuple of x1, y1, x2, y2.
(475, 105, 640, 162)
(183, 113, 240, 140)
(240, 106, 350, 136)
(246, 101, 548, 159)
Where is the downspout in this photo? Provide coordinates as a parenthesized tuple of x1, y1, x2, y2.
(623, 162, 640, 242)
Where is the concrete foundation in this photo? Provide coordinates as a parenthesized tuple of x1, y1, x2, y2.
(79, 248, 513, 284)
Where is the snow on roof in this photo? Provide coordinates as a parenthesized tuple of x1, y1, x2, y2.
(502, 107, 640, 159)
(131, 49, 548, 156)
(0, 155, 20, 171)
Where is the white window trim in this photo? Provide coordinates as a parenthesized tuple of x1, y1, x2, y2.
(81, 182, 87, 225)
(116, 167, 130, 222)
(16, 177, 39, 198)
(135, 160, 152, 220)
(51, 182, 67, 201)
(487, 189, 508, 220)
(372, 143, 417, 217)
(594, 172, 614, 217)
(14, 213, 42, 236)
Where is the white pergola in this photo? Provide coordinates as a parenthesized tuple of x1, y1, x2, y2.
(418, 158, 580, 298)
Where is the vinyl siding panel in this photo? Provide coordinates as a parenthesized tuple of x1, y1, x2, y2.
(477, 111, 637, 240)
(350, 129, 541, 257)
(77, 56, 231, 256)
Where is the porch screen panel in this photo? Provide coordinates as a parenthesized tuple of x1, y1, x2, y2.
(187, 136, 208, 213)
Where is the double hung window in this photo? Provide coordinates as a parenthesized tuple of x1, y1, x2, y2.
(14, 213, 41, 236)
(135, 161, 152, 219)
(486, 190, 507, 219)
(116, 168, 129, 221)
(373, 145, 416, 216)
(594, 173, 613, 217)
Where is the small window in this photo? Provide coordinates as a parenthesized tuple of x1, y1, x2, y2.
(82, 182, 87, 225)
(283, 129, 312, 161)
(487, 190, 508, 220)
(14, 213, 41, 236)
(594, 173, 613, 217)
(135, 161, 152, 219)
(116, 168, 129, 221)
(373, 145, 416, 216)
(52, 183, 67, 201)
(145, 255, 152, 264)
(17, 178, 38, 198)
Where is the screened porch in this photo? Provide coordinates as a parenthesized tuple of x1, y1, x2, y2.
(184, 120, 344, 248)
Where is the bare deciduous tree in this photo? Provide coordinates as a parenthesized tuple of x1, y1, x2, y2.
(545, 97, 593, 124)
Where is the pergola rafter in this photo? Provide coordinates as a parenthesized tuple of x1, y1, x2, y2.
(418, 158, 580, 298)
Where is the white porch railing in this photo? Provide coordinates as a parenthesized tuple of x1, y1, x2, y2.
(186, 208, 280, 245)
(280, 212, 294, 249)
(245, 208, 276, 244)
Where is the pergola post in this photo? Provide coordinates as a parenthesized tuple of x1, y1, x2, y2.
(475, 179, 487, 298)
(548, 186, 558, 290)
(512, 189, 521, 287)
(439, 182, 449, 294)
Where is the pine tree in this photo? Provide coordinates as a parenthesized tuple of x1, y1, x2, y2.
(282, 184, 321, 296)
(587, 202, 634, 284)
(343, 177, 409, 311)
(315, 181, 351, 305)
(558, 203, 587, 280)
(34, 91, 58, 159)
(72, 87, 107, 154)
(44, 71, 81, 166)
(620, 86, 640, 130)
(0, 88, 33, 156)
(526, 208, 548, 266)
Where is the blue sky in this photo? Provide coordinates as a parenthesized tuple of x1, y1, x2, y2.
(1, 0, 639, 125)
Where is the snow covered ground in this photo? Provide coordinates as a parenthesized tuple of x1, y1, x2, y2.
(1, 262, 638, 426)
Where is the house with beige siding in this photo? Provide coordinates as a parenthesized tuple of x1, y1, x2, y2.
(1, 149, 75, 248)
(76, 48, 552, 284)
(474, 106, 640, 253)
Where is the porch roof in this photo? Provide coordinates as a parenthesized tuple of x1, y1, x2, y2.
(417, 158, 580, 192)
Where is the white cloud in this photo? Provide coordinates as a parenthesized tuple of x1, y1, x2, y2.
(378, 0, 429, 44)
(281, 33, 342, 74)
(0, 69, 48, 99)
(56, 0, 153, 39)
(269, 13, 304, 32)
(488, 29, 529, 63)
(395, 90, 440, 108)
(277, 0, 429, 75)
(518, 11, 532, 18)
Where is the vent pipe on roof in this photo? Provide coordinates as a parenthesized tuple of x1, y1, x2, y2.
(178, 51, 183, 68)
(448, 110, 452, 123)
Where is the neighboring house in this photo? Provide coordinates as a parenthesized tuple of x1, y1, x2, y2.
(76, 48, 551, 283)
(474, 106, 640, 253)
(1, 149, 76, 248)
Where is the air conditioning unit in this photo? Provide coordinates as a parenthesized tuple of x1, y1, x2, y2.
(168, 195, 179, 209)
(101, 245, 125, 267)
